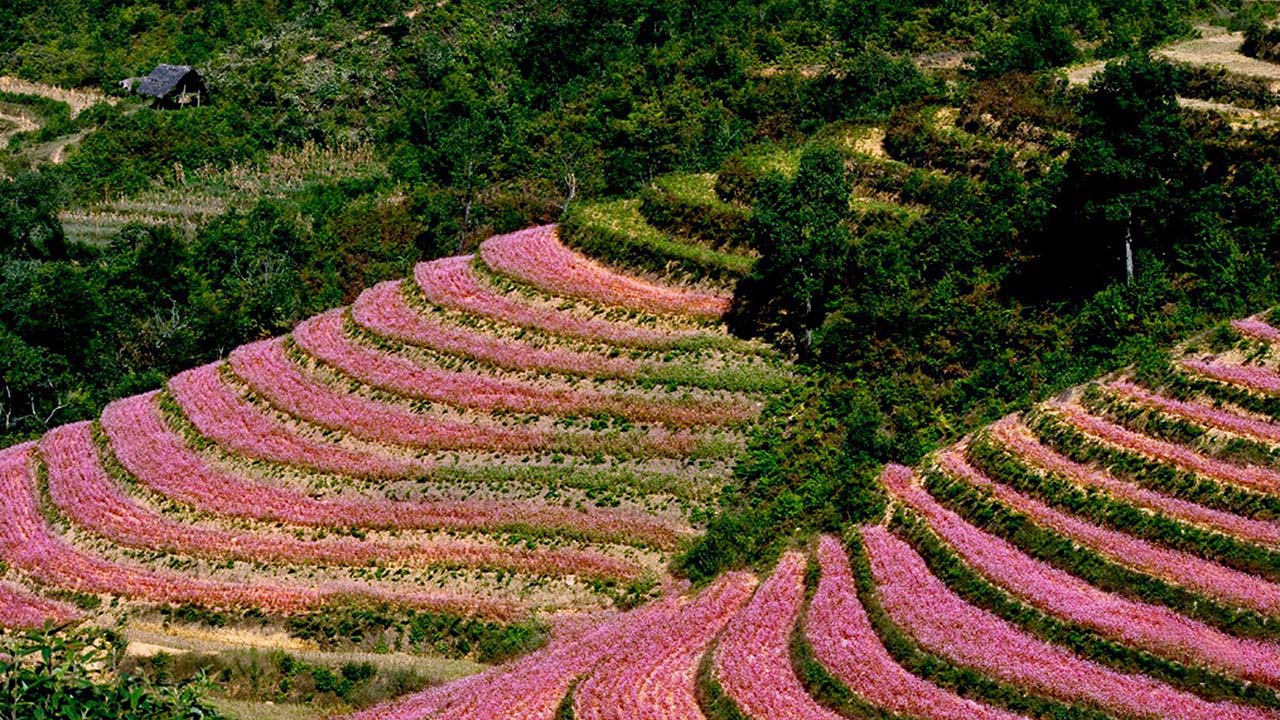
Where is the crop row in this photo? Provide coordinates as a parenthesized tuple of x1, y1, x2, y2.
(0, 581, 79, 629)
(353, 280, 648, 379)
(354, 277, 788, 393)
(1182, 358, 1280, 396)
(477, 224, 730, 319)
(292, 310, 758, 427)
(571, 572, 756, 720)
(881, 463, 1280, 686)
(1051, 401, 1280, 495)
(990, 416, 1280, 546)
(939, 447, 1280, 617)
(969, 432, 1280, 582)
(0, 442, 515, 619)
(347, 573, 753, 720)
(712, 551, 843, 720)
(416, 254, 710, 349)
(230, 335, 729, 460)
(1234, 316, 1280, 344)
(1108, 379, 1280, 445)
(863, 524, 1271, 720)
(1028, 409, 1280, 522)
(40, 421, 643, 582)
(806, 533, 1026, 720)
(102, 392, 694, 549)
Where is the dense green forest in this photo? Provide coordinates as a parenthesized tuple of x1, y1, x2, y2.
(4, 0, 1280, 607)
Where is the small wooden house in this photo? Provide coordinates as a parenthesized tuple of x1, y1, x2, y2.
(120, 65, 208, 109)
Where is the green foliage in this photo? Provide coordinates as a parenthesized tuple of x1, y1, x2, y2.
(0, 626, 221, 719)
(285, 604, 547, 664)
(1033, 53, 1204, 293)
(0, 181, 427, 447)
(730, 145, 851, 354)
(1242, 17, 1280, 61)
(678, 383, 887, 582)
(974, 3, 1079, 77)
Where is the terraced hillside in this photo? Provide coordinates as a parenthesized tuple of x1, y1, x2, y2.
(0, 223, 784, 682)
(344, 310, 1280, 719)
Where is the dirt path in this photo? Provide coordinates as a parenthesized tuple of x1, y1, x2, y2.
(1069, 24, 1280, 87)
(124, 622, 487, 680)
(0, 76, 115, 117)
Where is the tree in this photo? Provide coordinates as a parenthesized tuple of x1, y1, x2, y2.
(1029, 53, 1202, 296)
(974, 3, 1079, 77)
(730, 144, 851, 356)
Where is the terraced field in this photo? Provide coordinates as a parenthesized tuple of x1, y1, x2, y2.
(342, 310, 1280, 719)
(0, 223, 783, 685)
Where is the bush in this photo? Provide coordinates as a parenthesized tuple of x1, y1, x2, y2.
(0, 626, 221, 719)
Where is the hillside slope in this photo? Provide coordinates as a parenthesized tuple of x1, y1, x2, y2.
(0, 224, 787, 682)
(346, 311, 1280, 719)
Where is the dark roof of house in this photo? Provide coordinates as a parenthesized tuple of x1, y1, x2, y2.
(135, 64, 201, 99)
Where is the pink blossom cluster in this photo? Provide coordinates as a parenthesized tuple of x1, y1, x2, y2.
(0, 443, 512, 618)
(1053, 402, 1280, 494)
(347, 594, 689, 719)
(713, 551, 844, 720)
(229, 337, 553, 453)
(416, 255, 705, 349)
(990, 417, 1280, 547)
(293, 311, 757, 426)
(352, 280, 644, 379)
(1182, 358, 1280, 395)
(1109, 379, 1280, 444)
(169, 362, 431, 479)
(101, 393, 693, 549)
(863, 525, 1275, 720)
(40, 422, 641, 582)
(0, 581, 79, 629)
(939, 448, 1280, 616)
(572, 572, 756, 720)
(478, 225, 730, 319)
(1233, 317, 1280, 344)
(806, 533, 1028, 720)
(881, 464, 1280, 686)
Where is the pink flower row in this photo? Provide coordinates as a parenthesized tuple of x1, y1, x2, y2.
(102, 393, 693, 550)
(882, 463, 1280, 686)
(230, 336, 720, 460)
(348, 574, 752, 720)
(169, 362, 431, 479)
(353, 280, 644, 379)
(1182, 358, 1280, 395)
(713, 551, 844, 720)
(1109, 379, 1280, 444)
(572, 571, 756, 720)
(0, 581, 79, 629)
(40, 421, 641, 582)
(231, 337, 554, 452)
(0, 443, 514, 619)
(478, 225, 730, 320)
(864, 524, 1273, 720)
(416, 254, 705, 349)
(1233, 317, 1280, 344)
(940, 448, 1280, 616)
(1053, 401, 1280, 495)
(807, 533, 1028, 720)
(293, 311, 757, 427)
(991, 416, 1280, 547)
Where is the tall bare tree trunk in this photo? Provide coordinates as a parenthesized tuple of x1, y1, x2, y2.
(1124, 219, 1134, 284)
